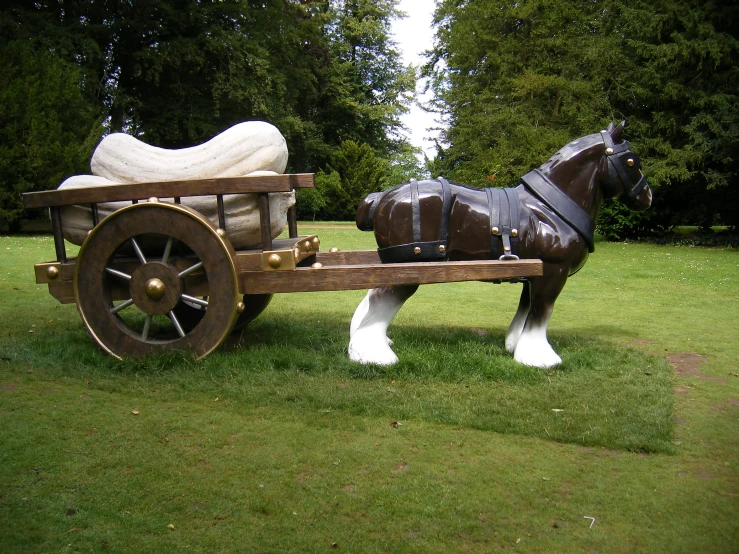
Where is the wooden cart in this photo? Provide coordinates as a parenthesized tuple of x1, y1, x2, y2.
(23, 174, 543, 359)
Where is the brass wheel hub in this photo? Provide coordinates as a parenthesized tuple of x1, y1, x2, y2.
(145, 278, 166, 300)
(129, 262, 182, 315)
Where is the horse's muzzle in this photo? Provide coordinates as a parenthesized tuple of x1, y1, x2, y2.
(624, 179, 652, 212)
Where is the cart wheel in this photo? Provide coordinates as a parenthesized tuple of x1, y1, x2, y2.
(74, 201, 241, 359)
(174, 293, 272, 332)
(235, 293, 273, 329)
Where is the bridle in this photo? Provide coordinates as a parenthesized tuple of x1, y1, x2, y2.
(600, 131, 649, 201)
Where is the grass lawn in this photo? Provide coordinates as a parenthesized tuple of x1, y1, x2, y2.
(1, 225, 737, 553)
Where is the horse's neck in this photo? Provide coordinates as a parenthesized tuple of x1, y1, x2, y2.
(540, 145, 603, 217)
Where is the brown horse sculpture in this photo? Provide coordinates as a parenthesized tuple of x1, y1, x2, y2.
(348, 122, 652, 367)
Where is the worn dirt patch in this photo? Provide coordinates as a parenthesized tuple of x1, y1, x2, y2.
(668, 352, 725, 383)
(469, 328, 488, 337)
(668, 352, 708, 376)
(1, 383, 18, 391)
(631, 338, 652, 346)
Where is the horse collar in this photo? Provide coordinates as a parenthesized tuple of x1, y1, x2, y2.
(521, 169, 596, 253)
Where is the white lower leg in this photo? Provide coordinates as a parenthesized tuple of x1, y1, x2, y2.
(348, 288, 409, 365)
(505, 306, 529, 354)
(513, 312, 562, 368)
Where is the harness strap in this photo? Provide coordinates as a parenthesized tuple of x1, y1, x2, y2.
(377, 177, 453, 263)
(521, 169, 595, 253)
(484, 187, 520, 260)
(410, 178, 421, 243)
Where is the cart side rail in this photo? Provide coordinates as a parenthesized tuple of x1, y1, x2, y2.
(22, 173, 315, 209)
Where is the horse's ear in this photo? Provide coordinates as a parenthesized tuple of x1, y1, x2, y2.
(611, 120, 626, 142)
(606, 122, 615, 133)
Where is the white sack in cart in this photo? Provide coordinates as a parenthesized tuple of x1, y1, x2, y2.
(58, 121, 293, 249)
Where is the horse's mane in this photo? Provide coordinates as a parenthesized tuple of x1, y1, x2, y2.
(539, 132, 605, 174)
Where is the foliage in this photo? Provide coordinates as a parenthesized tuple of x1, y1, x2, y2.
(323, 140, 388, 220)
(0, 40, 101, 231)
(426, 0, 739, 235)
(0, 0, 414, 221)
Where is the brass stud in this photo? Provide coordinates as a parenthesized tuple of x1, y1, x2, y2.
(302, 240, 312, 252)
(311, 237, 320, 249)
(627, 158, 635, 167)
(492, 226, 499, 235)
(311, 262, 323, 269)
(216, 228, 227, 237)
(148, 197, 159, 203)
(236, 301, 245, 313)
(606, 148, 614, 155)
(511, 228, 518, 237)
(438, 245, 446, 254)
(144, 278, 166, 300)
(413, 247, 421, 255)
(46, 266, 60, 279)
(268, 253, 282, 269)
(329, 247, 339, 253)
(293, 248, 300, 259)
(504, 245, 511, 252)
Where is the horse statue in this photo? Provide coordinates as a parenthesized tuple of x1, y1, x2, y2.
(348, 121, 652, 368)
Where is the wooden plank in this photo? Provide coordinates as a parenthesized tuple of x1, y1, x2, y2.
(22, 173, 315, 209)
(241, 259, 543, 294)
(315, 250, 380, 266)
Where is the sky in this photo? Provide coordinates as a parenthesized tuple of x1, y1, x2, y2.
(391, 0, 442, 159)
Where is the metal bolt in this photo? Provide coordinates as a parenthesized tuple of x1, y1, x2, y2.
(311, 262, 323, 269)
(606, 148, 614, 155)
(414, 247, 421, 255)
(492, 226, 499, 235)
(511, 228, 518, 237)
(236, 301, 245, 313)
(216, 228, 227, 237)
(46, 266, 59, 279)
(627, 158, 635, 167)
(268, 254, 282, 269)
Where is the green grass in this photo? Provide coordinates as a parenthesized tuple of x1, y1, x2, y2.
(1, 228, 738, 552)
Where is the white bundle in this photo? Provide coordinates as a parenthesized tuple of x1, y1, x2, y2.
(59, 121, 293, 249)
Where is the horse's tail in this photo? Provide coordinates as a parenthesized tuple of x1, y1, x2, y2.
(355, 190, 384, 231)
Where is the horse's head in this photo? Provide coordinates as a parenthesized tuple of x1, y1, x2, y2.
(599, 121, 652, 211)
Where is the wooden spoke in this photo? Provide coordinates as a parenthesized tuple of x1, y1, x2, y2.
(130, 237, 147, 265)
(141, 315, 152, 340)
(111, 298, 135, 314)
(181, 294, 209, 307)
(162, 236, 174, 263)
(179, 261, 203, 278)
(105, 267, 132, 281)
(168, 311, 186, 338)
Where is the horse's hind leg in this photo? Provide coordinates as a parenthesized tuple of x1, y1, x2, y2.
(513, 266, 567, 368)
(349, 285, 418, 365)
(505, 282, 531, 354)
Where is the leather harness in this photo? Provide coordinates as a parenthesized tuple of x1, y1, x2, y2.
(375, 135, 644, 262)
(378, 177, 453, 263)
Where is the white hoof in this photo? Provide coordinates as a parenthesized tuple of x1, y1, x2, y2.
(513, 336, 562, 368)
(348, 333, 398, 366)
(505, 332, 520, 354)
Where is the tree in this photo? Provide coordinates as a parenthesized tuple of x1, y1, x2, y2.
(426, 0, 739, 234)
(0, 40, 101, 230)
(322, 140, 387, 220)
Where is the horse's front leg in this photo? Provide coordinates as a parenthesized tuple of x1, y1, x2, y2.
(513, 265, 568, 368)
(348, 285, 418, 365)
(505, 281, 530, 354)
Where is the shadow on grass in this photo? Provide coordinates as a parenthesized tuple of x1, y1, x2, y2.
(4, 313, 675, 454)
